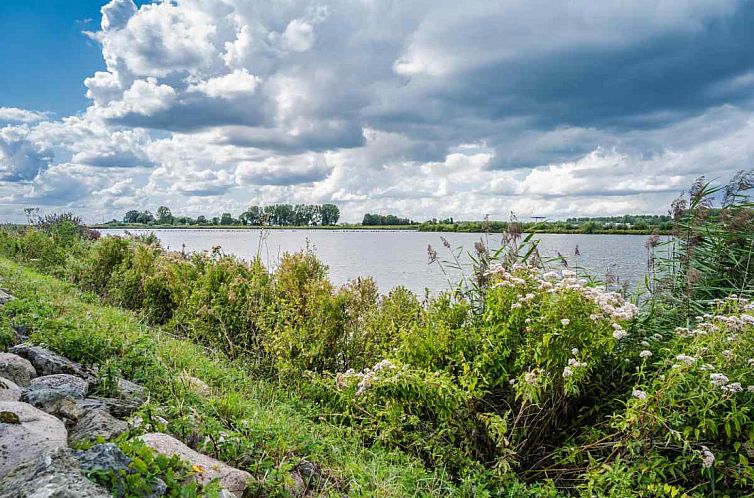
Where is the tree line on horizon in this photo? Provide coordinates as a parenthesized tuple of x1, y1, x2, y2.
(120, 203, 340, 227)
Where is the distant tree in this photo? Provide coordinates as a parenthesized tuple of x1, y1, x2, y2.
(196, 215, 207, 225)
(220, 212, 235, 225)
(211, 216, 220, 225)
(137, 211, 155, 224)
(320, 204, 340, 225)
(123, 210, 140, 223)
(362, 213, 411, 226)
(156, 206, 174, 225)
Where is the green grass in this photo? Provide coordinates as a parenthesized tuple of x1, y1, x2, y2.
(0, 256, 456, 497)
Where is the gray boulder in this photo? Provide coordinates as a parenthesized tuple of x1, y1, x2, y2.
(69, 408, 128, 445)
(0, 401, 67, 478)
(87, 396, 142, 418)
(9, 344, 91, 379)
(0, 378, 21, 403)
(74, 443, 131, 474)
(21, 389, 82, 427)
(0, 353, 36, 387)
(117, 378, 146, 402)
(139, 432, 251, 497)
(0, 447, 110, 498)
(0, 289, 12, 305)
(29, 374, 89, 398)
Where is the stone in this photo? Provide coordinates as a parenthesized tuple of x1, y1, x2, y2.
(0, 353, 36, 387)
(87, 396, 142, 418)
(0, 377, 21, 403)
(117, 378, 146, 402)
(139, 432, 251, 497)
(74, 443, 131, 474)
(9, 344, 91, 379)
(0, 447, 110, 498)
(69, 408, 128, 445)
(22, 388, 83, 427)
(0, 290, 12, 305)
(179, 372, 211, 396)
(0, 401, 67, 478)
(29, 374, 89, 398)
(74, 443, 168, 498)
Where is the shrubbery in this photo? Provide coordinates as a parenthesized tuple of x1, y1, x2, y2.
(3, 174, 754, 496)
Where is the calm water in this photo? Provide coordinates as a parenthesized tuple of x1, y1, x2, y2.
(100, 229, 653, 295)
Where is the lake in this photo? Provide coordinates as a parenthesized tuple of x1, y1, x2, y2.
(99, 229, 655, 296)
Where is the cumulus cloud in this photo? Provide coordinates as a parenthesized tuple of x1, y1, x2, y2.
(3, 0, 754, 222)
(0, 107, 51, 124)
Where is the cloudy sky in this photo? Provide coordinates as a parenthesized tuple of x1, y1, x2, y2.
(1, 0, 753, 223)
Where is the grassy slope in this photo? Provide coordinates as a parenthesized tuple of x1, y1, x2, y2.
(0, 257, 455, 497)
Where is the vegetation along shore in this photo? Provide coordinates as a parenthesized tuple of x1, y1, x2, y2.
(1, 173, 754, 496)
(84, 204, 675, 235)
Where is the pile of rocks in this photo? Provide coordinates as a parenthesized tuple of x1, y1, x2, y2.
(0, 324, 250, 497)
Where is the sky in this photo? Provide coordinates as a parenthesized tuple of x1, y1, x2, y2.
(1, 0, 753, 223)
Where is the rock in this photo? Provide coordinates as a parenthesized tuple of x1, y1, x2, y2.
(29, 374, 89, 398)
(69, 408, 128, 445)
(0, 377, 21, 402)
(74, 443, 131, 474)
(139, 432, 251, 497)
(0, 401, 67, 478)
(21, 389, 82, 426)
(0, 353, 36, 387)
(74, 443, 168, 498)
(117, 378, 146, 402)
(9, 344, 91, 379)
(0, 290, 12, 305)
(0, 447, 110, 498)
(88, 396, 142, 418)
(179, 372, 211, 396)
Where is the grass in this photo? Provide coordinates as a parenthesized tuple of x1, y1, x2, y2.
(0, 256, 457, 497)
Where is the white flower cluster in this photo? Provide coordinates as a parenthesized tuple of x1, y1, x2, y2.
(632, 389, 648, 400)
(337, 359, 398, 396)
(675, 354, 697, 365)
(488, 265, 638, 329)
(563, 356, 587, 378)
(701, 446, 715, 468)
(639, 350, 653, 359)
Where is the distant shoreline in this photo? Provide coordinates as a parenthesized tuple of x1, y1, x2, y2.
(91, 224, 669, 235)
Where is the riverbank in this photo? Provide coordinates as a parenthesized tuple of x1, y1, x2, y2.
(92, 223, 669, 235)
(2, 195, 753, 497)
(0, 256, 452, 496)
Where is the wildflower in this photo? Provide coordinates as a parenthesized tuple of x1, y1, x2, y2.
(747, 385, 754, 393)
(639, 350, 652, 359)
(561, 318, 570, 326)
(509, 378, 516, 385)
(543, 271, 559, 280)
(675, 354, 697, 365)
(710, 373, 729, 387)
(525, 370, 538, 385)
(562, 366, 573, 378)
(701, 446, 715, 469)
(511, 302, 522, 309)
(640, 340, 650, 347)
(589, 314, 599, 321)
(722, 350, 734, 361)
(571, 347, 579, 355)
(613, 329, 628, 340)
(632, 389, 647, 400)
(722, 382, 743, 393)
(748, 358, 754, 366)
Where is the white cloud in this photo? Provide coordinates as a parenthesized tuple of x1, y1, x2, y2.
(3, 0, 754, 223)
(281, 19, 315, 52)
(187, 69, 261, 99)
(0, 107, 50, 124)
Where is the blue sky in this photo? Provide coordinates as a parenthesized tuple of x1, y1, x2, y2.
(0, 1, 105, 116)
(1, 0, 753, 223)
